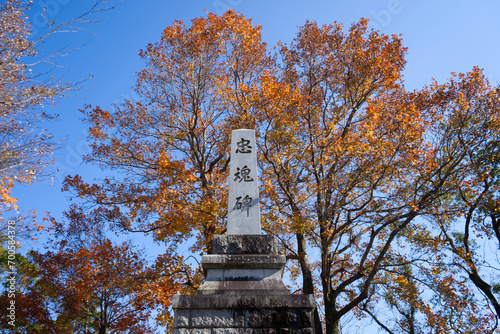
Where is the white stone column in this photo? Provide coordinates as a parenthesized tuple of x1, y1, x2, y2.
(227, 129, 261, 235)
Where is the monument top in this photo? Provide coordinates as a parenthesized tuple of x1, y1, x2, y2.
(227, 129, 261, 235)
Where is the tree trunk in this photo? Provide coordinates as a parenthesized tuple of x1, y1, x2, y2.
(324, 294, 341, 334)
(326, 314, 341, 334)
(297, 232, 323, 334)
(469, 269, 500, 319)
(99, 299, 108, 334)
(204, 223, 215, 254)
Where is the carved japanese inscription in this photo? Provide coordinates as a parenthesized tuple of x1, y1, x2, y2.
(227, 129, 261, 235)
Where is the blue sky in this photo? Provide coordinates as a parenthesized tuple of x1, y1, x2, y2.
(10, 0, 500, 249)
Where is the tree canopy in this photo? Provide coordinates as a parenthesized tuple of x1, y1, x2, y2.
(9, 9, 500, 334)
(0, 0, 117, 221)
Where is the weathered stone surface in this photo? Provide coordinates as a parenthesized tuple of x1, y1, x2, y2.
(247, 309, 299, 328)
(196, 280, 290, 295)
(173, 294, 315, 309)
(174, 325, 313, 334)
(202, 254, 286, 268)
(172, 284, 315, 331)
(212, 329, 290, 334)
(300, 328, 314, 334)
(213, 235, 276, 254)
(174, 329, 211, 334)
(299, 310, 313, 328)
(212, 329, 249, 334)
(205, 268, 224, 282)
(191, 309, 244, 328)
(209, 329, 304, 334)
(248, 330, 277, 334)
(276, 329, 310, 334)
(222, 268, 265, 281)
(228, 129, 261, 235)
(174, 309, 191, 327)
(199, 252, 288, 294)
(221, 268, 283, 281)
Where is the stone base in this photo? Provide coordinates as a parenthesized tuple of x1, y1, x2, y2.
(199, 253, 289, 295)
(173, 295, 315, 334)
(172, 235, 315, 333)
(212, 235, 277, 254)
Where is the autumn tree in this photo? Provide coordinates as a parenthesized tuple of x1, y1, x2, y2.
(361, 69, 500, 334)
(361, 245, 493, 333)
(420, 71, 500, 327)
(0, 237, 58, 333)
(63, 10, 271, 320)
(0, 0, 118, 218)
(25, 206, 158, 334)
(64, 11, 500, 334)
(250, 20, 500, 333)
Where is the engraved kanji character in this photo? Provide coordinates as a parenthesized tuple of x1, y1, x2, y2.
(235, 138, 252, 153)
(234, 195, 252, 217)
(234, 165, 254, 183)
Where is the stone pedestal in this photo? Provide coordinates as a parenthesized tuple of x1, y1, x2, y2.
(172, 235, 316, 334)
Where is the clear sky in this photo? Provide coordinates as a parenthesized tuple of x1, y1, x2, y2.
(10, 0, 500, 247)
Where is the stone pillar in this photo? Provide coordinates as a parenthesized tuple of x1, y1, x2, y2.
(227, 129, 261, 235)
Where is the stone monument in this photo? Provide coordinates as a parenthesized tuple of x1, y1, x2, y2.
(172, 129, 316, 334)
